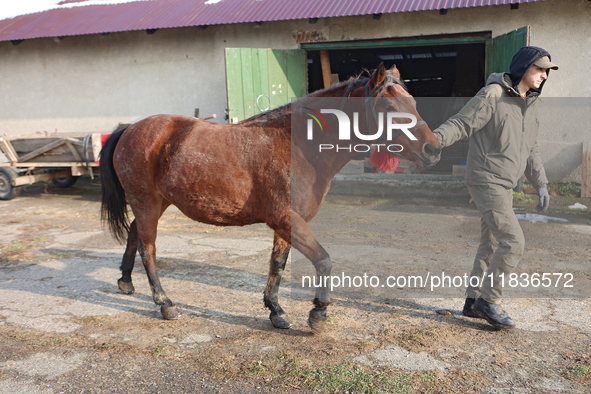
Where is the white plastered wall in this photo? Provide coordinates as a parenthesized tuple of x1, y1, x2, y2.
(0, 0, 588, 180)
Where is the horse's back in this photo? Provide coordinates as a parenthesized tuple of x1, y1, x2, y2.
(113, 114, 291, 227)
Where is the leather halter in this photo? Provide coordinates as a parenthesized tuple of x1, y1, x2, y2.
(339, 70, 427, 143)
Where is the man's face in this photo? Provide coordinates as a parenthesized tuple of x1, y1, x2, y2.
(521, 64, 548, 90)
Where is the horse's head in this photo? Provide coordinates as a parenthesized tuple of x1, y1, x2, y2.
(365, 63, 441, 168)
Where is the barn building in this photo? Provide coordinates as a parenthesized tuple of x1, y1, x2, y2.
(0, 0, 589, 180)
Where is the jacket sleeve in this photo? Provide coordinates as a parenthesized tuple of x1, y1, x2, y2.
(524, 140, 549, 189)
(433, 85, 498, 148)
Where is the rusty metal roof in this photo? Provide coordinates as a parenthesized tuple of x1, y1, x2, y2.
(0, 0, 544, 43)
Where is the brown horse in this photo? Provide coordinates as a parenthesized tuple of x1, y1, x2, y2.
(100, 63, 441, 333)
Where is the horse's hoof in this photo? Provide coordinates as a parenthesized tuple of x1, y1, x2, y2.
(308, 308, 327, 335)
(117, 279, 135, 295)
(161, 305, 181, 320)
(270, 313, 292, 329)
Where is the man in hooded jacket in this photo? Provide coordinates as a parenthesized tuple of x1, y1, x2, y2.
(433, 46, 558, 330)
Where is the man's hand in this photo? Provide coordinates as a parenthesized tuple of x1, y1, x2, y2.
(536, 187, 549, 212)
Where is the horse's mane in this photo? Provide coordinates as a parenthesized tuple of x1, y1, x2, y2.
(240, 74, 369, 128)
(240, 69, 407, 128)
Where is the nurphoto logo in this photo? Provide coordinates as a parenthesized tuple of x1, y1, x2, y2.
(304, 107, 418, 153)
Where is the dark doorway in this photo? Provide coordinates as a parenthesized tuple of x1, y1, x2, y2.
(307, 43, 486, 174)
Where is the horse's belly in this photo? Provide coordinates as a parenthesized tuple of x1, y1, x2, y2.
(168, 192, 261, 227)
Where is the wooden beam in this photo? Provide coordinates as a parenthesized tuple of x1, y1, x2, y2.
(582, 141, 591, 198)
(0, 162, 99, 168)
(65, 141, 83, 162)
(330, 73, 339, 86)
(71, 165, 90, 176)
(0, 137, 19, 163)
(301, 35, 490, 51)
(18, 138, 66, 162)
(319, 50, 332, 89)
(11, 169, 71, 187)
(64, 137, 84, 147)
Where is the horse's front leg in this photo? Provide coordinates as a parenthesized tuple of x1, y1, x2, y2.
(263, 232, 292, 329)
(117, 220, 138, 294)
(283, 212, 332, 334)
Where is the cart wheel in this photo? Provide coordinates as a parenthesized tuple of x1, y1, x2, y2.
(0, 167, 20, 200)
(53, 175, 79, 188)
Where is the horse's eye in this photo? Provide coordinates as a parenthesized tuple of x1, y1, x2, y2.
(378, 99, 396, 112)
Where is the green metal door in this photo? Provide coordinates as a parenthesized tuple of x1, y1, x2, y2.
(486, 26, 530, 192)
(486, 26, 530, 78)
(225, 48, 307, 123)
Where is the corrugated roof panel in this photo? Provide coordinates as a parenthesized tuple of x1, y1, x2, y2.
(0, 0, 544, 42)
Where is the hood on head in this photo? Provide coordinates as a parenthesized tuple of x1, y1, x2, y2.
(508, 46, 556, 94)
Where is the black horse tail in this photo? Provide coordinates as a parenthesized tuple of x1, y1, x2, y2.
(100, 124, 130, 244)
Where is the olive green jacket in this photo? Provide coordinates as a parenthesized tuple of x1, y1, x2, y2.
(435, 73, 548, 190)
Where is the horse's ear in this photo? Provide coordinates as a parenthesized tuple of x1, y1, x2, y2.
(369, 62, 387, 91)
(389, 64, 401, 79)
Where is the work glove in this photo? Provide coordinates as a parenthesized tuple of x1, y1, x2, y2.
(434, 132, 443, 147)
(536, 186, 549, 212)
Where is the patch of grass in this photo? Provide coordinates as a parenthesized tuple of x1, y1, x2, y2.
(243, 359, 268, 376)
(2, 244, 32, 252)
(34, 236, 52, 242)
(569, 364, 591, 377)
(346, 217, 368, 224)
(26, 222, 67, 231)
(512, 191, 535, 204)
(356, 340, 376, 351)
(209, 355, 238, 379)
(209, 350, 442, 393)
(9, 333, 37, 341)
(10, 332, 76, 349)
(418, 373, 437, 384)
(79, 316, 107, 324)
(362, 233, 393, 239)
(245, 352, 414, 393)
(571, 270, 591, 277)
(53, 252, 75, 259)
(284, 360, 412, 393)
(397, 327, 439, 348)
(152, 345, 171, 358)
(40, 336, 77, 347)
(398, 331, 424, 345)
(548, 182, 581, 197)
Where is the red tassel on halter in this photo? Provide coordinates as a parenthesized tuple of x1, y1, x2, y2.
(368, 149, 400, 173)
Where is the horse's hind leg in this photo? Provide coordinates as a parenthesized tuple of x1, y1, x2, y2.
(118, 220, 138, 294)
(263, 232, 292, 329)
(134, 199, 180, 320)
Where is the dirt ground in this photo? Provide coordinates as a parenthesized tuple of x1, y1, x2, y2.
(1, 175, 591, 394)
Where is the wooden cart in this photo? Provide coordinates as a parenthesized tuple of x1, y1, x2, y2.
(0, 132, 105, 200)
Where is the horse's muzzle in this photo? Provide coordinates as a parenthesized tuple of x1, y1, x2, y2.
(418, 142, 442, 167)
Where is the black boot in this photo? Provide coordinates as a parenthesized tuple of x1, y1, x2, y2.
(471, 298, 515, 330)
(462, 298, 480, 318)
